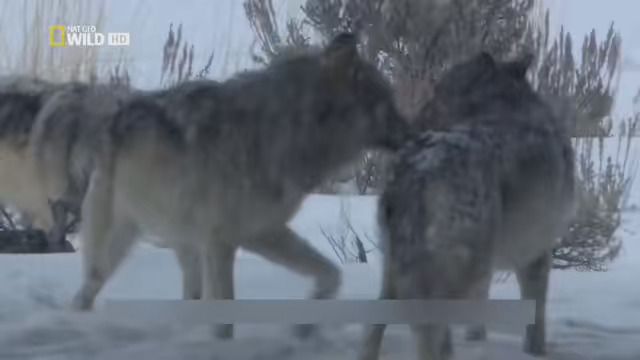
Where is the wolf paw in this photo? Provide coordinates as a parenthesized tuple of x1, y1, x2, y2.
(523, 325, 546, 356)
(523, 341, 546, 357)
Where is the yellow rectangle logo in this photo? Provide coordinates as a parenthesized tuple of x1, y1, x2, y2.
(49, 25, 66, 47)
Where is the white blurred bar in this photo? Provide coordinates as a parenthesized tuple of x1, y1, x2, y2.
(103, 299, 535, 335)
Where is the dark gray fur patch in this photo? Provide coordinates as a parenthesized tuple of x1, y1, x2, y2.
(109, 35, 409, 194)
(381, 52, 575, 288)
(0, 92, 46, 147)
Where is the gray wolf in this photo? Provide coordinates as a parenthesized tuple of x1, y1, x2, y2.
(29, 82, 131, 248)
(0, 77, 130, 250)
(71, 33, 410, 339)
(0, 77, 221, 289)
(0, 76, 61, 233)
(360, 53, 576, 360)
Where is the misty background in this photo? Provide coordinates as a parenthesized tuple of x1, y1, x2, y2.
(0, 0, 638, 118)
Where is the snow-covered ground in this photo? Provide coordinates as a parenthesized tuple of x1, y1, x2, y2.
(0, 140, 638, 360)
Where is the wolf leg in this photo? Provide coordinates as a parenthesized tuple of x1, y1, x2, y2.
(399, 279, 453, 360)
(464, 273, 491, 341)
(174, 243, 202, 300)
(395, 251, 490, 360)
(202, 240, 237, 339)
(72, 215, 138, 310)
(411, 324, 452, 360)
(47, 199, 77, 252)
(516, 250, 551, 356)
(243, 225, 341, 339)
(359, 256, 395, 360)
(72, 170, 138, 310)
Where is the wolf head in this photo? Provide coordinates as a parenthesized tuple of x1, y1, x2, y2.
(306, 32, 410, 151)
(0, 78, 55, 147)
(435, 52, 534, 101)
(419, 52, 552, 130)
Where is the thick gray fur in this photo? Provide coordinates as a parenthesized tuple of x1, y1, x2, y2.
(71, 33, 411, 340)
(0, 77, 78, 235)
(0, 76, 131, 248)
(30, 82, 132, 245)
(360, 52, 576, 360)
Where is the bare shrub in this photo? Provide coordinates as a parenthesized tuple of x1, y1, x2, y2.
(160, 23, 215, 88)
(554, 118, 638, 271)
(354, 151, 391, 195)
(524, 13, 630, 270)
(320, 199, 376, 264)
(108, 62, 131, 88)
(244, 0, 540, 195)
(245, 0, 637, 271)
(0, 0, 107, 82)
(244, 0, 310, 65)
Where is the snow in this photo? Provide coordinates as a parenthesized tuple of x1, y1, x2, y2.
(1, 141, 639, 360)
(0, 139, 637, 360)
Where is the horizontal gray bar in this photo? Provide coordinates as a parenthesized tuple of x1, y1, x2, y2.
(103, 300, 534, 334)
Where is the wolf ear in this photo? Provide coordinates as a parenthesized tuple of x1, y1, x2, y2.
(323, 32, 359, 71)
(504, 54, 534, 78)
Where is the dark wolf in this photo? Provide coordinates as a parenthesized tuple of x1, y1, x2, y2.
(360, 53, 576, 360)
(30, 82, 131, 247)
(0, 76, 130, 250)
(71, 33, 410, 339)
(0, 76, 61, 232)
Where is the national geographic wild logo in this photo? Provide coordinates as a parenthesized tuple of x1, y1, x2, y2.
(49, 25, 130, 47)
